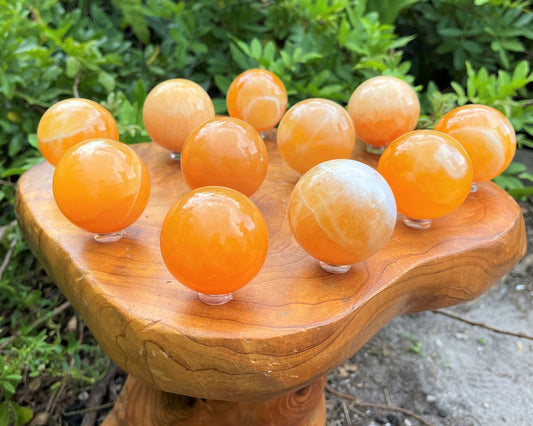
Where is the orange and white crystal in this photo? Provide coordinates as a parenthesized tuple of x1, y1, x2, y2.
(160, 186, 268, 303)
(143, 79, 215, 155)
(434, 104, 516, 183)
(180, 117, 268, 196)
(347, 76, 419, 151)
(277, 98, 356, 175)
(288, 159, 396, 271)
(226, 68, 287, 132)
(52, 138, 151, 237)
(37, 98, 119, 166)
(377, 130, 473, 225)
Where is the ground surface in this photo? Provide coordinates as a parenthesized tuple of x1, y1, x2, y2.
(25, 153, 533, 426)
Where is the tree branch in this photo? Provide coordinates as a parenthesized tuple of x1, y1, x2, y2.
(433, 310, 533, 341)
(325, 384, 438, 426)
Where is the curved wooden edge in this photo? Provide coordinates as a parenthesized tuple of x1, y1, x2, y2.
(15, 133, 526, 402)
(102, 375, 327, 426)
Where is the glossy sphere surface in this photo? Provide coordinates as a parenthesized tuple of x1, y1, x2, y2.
(434, 104, 516, 182)
(37, 98, 119, 166)
(160, 187, 269, 295)
(181, 117, 268, 196)
(226, 68, 288, 132)
(288, 159, 396, 266)
(347, 76, 420, 148)
(53, 139, 151, 234)
(143, 79, 215, 153)
(277, 98, 356, 174)
(377, 130, 473, 220)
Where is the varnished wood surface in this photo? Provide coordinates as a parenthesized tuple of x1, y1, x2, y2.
(103, 375, 326, 426)
(15, 130, 526, 402)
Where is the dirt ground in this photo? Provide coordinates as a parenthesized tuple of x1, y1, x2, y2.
(324, 152, 533, 426)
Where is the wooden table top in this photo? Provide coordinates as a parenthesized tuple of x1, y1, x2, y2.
(15, 130, 526, 401)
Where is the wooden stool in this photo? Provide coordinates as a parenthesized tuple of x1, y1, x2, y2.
(15, 132, 526, 425)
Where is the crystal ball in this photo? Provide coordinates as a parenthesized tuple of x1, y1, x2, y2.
(347, 76, 420, 152)
(37, 98, 119, 166)
(180, 117, 268, 196)
(160, 186, 269, 303)
(288, 159, 396, 272)
(434, 104, 516, 183)
(143, 79, 215, 157)
(52, 138, 151, 239)
(226, 68, 288, 132)
(377, 130, 473, 225)
(277, 98, 356, 175)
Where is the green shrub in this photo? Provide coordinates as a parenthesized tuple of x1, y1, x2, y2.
(396, 0, 533, 86)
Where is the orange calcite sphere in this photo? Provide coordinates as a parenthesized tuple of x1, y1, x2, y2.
(52, 138, 151, 235)
(377, 130, 473, 221)
(37, 98, 119, 166)
(143, 79, 215, 155)
(160, 186, 269, 297)
(288, 159, 396, 268)
(434, 104, 516, 183)
(226, 68, 288, 132)
(277, 98, 356, 174)
(181, 117, 268, 196)
(347, 76, 420, 149)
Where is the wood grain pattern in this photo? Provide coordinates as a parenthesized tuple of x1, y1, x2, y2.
(103, 375, 326, 426)
(15, 130, 526, 405)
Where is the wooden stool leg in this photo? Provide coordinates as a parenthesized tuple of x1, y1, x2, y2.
(103, 375, 327, 426)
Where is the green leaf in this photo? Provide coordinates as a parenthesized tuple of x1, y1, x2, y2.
(518, 172, 533, 182)
(6, 373, 22, 381)
(512, 60, 530, 83)
(250, 38, 262, 60)
(229, 43, 254, 70)
(111, 0, 150, 43)
(65, 56, 80, 78)
(365, 0, 421, 25)
(212, 98, 227, 115)
(0, 402, 10, 426)
(453, 48, 466, 72)
(505, 162, 527, 175)
(12, 402, 33, 425)
(2, 380, 16, 395)
(450, 81, 467, 104)
(514, 12, 533, 28)
(507, 186, 533, 200)
(262, 40, 276, 63)
(462, 40, 483, 54)
(98, 71, 116, 92)
(133, 79, 147, 108)
(214, 74, 231, 94)
(499, 39, 524, 52)
(438, 27, 463, 37)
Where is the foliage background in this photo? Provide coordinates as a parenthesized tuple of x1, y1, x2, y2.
(0, 0, 532, 424)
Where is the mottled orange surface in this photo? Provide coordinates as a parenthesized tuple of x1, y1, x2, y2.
(37, 98, 119, 166)
(52, 138, 151, 234)
(181, 117, 268, 196)
(160, 186, 268, 295)
(143, 79, 215, 154)
(226, 68, 287, 132)
(277, 98, 355, 174)
(288, 159, 396, 266)
(348, 76, 419, 149)
(434, 104, 516, 183)
(377, 130, 473, 220)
